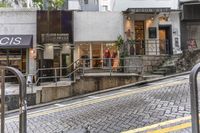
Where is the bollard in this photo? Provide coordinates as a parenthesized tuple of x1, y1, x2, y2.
(0, 66, 27, 133)
(189, 63, 200, 133)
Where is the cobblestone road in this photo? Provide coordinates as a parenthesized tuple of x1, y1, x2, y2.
(2, 75, 194, 133)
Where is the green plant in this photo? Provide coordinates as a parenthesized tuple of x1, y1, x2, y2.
(33, 0, 65, 10)
(115, 35, 124, 50)
(0, 1, 10, 7)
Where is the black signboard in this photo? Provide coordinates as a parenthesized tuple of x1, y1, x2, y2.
(0, 35, 33, 48)
(149, 27, 157, 38)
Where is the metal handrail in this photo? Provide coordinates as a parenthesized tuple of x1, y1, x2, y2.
(30, 57, 144, 87)
(0, 66, 27, 133)
(189, 63, 200, 133)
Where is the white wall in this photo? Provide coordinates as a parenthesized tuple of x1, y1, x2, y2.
(68, 0, 81, 10)
(112, 0, 179, 11)
(0, 8, 37, 74)
(74, 11, 124, 42)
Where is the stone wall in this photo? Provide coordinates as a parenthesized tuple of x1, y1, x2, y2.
(124, 55, 169, 73)
(36, 75, 142, 104)
(176, 49, 200, 73)
(1, 93, 36, 111)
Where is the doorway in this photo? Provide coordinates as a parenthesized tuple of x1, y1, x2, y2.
(92, 44, 101, 68)
(135, 21, 145, 55)
(159, 25, 173, 55)
(62, 54, 71, 76)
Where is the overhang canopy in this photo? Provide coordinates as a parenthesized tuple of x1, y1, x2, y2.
(124, 8, 180, 14)
(0, 35, 33, 48)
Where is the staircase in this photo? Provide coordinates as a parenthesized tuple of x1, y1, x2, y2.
(152, 54, 181, 76)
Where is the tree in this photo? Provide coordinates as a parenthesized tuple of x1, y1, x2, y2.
(33, 0, 65, 10)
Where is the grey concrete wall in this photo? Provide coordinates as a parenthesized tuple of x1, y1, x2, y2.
(36, 75, 142, 104)
(4, 93, 36, 110)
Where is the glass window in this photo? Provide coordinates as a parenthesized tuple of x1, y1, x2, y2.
(0, 49, 26, 73)
(79, 44, 90, 67)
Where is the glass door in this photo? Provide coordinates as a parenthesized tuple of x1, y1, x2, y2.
(92, 44, 101, 68)
(135, 21, 145, 55)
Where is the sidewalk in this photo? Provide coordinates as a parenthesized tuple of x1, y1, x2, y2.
(0, 80, 72, 95)
(0, 72, 189, 96)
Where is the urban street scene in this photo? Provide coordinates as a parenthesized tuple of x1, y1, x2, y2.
(0, 0, 200, 133)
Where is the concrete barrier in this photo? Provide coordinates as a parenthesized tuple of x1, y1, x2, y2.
(37, 75, 142, 104)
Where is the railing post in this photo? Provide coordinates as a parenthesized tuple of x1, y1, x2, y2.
(83, 59, 85, 76)
(1, 69, 5, 133)
(109, 58, 112, 76)
(54, 68, 57, 86)
(0, 66, 27, 133)
(190, 63, 200, 133)
(155, 39, 158, 55)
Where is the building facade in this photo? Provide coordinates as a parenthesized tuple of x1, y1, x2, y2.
(74, 11, 124, 68)
(0, 8, 37, 74)
(112, 0, 182, 55)
(180, 0, 200, 50)
(67, 0, 99, 11)
(36, 10, 73, 76)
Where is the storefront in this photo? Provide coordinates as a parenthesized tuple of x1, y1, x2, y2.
(0, 9, 37, 75)
(0, 35, 33, 73)
(74, 11, 124, 69)
(123, 8, 181, 55)
(37, 10, 73, 75)
(77, 42, 117, 68)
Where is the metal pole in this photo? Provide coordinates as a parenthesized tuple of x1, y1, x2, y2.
(83, 59, 85, 76)
(19, 77, 27, 133)
(0, 66, 27, 133)
(54, 69, 57, 87)
(155, 40, 157, 55)
(189, 63, 200, 133)
(109, 58, 112, 76)
(1, 69, 5, 133)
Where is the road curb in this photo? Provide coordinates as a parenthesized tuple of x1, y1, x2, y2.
(6, 71, 190, 115)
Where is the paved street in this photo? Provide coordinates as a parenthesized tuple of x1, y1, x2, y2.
(2, 74, 194, 133)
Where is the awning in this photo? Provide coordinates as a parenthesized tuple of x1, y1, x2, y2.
(124, 8, 180, 14)
(0, 35, 33, 48)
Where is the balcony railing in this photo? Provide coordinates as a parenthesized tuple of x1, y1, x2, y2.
(124, 39, 170, 56)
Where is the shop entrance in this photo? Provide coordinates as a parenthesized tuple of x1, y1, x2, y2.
(62, 54, 71, 76)
(92, 44, 101, 68)
(135, 21, 145, 55)
(159, 25, 173, 55)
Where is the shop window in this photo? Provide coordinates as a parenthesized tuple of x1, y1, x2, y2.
(0, 49, 26, 73)
(79, 44, 90, 67)
(103, 43, 117, 67)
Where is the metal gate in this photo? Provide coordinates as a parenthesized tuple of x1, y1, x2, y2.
(0, 66, 27, 133)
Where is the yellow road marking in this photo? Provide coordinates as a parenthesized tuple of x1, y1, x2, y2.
(5, 79, 188, 123)
(147, 122, 191, 133)
(121, 116, 191, 133)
